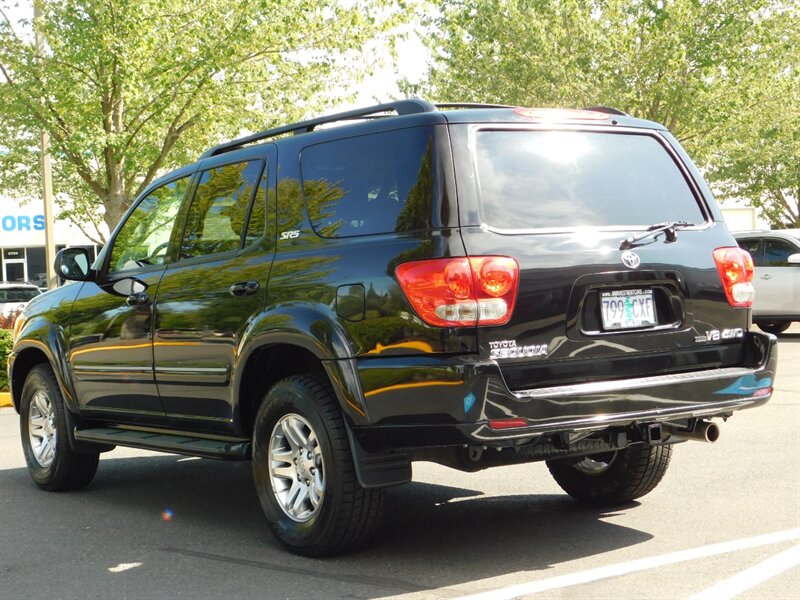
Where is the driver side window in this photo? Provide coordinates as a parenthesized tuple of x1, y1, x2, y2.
(108, 176, 190, 274)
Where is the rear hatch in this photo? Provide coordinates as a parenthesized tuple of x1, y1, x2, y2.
(451, 120, 748, 391)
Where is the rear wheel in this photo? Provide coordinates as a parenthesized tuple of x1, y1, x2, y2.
(546, 445, 672, 505)
(20, 364, 99, 491)
(756, 320, 791, 335)
(252, 375, 384, 556)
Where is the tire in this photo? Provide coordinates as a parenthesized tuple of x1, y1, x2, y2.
(20, 364, 99, 491)
(252, 375, 384, 556)
(546, 444, 672, 506)
(756, 320, 791, 335)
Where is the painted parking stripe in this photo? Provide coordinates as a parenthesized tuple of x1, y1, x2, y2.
(689, 544, 800, 600)
(453, 528, 800, 600)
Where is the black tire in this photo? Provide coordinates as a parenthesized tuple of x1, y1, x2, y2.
(756, 320, 792, 335)
(546, 445, 672, 506)
(252, 375, 384, 556)
(20, 364, 99, 491)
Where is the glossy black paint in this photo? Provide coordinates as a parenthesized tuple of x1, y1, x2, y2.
(8, 105, 778, 477)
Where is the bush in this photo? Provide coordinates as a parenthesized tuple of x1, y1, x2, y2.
(0, 311, 19, 330)
(0, 329, 11, 392)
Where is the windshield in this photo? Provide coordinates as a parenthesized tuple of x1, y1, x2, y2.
(0, 288, 40, 303)
(475, 130, 705, 230)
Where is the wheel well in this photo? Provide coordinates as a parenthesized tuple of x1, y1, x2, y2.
(10, 347, 49, 411)
(238, 344, 328, 437)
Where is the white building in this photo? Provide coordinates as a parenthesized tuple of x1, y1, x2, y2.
(0, 196, 107, 285)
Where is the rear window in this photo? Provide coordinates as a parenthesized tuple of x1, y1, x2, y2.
(0, 288, 40, 303)
(475, 130, 705, 230)
(301, 126, 435, 237)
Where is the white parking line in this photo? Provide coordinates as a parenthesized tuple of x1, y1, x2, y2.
(688, 544, 800, 600)
(453, 528, 800, 600)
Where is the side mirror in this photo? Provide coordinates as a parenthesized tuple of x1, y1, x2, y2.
(55, 247, 93, 281)
(787, 253, 800, 265)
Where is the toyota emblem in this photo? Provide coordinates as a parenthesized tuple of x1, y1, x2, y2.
(621, 250, 641, 269)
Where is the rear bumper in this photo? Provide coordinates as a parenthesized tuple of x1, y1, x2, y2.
(353, 331, 777, 448)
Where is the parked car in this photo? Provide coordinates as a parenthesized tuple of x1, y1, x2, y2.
(734, 229, 800, 335)
(0, 282, 41, 319)
(8, 100, 777, 556)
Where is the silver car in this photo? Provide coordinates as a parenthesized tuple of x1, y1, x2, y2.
(734, 229, 800, 335)
(0, 282, 43, 319)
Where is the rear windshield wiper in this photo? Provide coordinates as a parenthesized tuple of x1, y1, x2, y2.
(619, 221, 694, 251)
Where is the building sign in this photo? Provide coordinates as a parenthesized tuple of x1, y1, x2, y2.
(3, 248, 25, 259)
(1, 214, 46, 233)
(0, 197, 108, 248)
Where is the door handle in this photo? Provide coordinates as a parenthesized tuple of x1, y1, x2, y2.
(229, 280, 260, 297)
(761, 274, 772, 280)
(125, 292, 150, 306)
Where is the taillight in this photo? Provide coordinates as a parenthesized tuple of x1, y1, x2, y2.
(713, 247, 755, 307)
(395, 256, 519, 327)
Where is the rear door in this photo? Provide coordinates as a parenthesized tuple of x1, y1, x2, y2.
(452, 124, 744, 390)
(152, 147, 275, 429)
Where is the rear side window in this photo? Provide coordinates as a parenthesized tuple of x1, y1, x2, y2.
(180, 160, 263, 259)
(301, 126, 435, 237)
(475, 131, 705, 230)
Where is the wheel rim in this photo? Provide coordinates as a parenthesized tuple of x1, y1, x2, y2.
(268, 413, 325, 522)
(573, 452, 617, 475)
(28, 390, 56, 468)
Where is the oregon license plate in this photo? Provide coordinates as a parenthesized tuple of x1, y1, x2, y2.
(600, 289, 657, 330)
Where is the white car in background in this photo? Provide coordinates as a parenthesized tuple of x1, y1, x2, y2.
(734, 229, 800, 335)
(0, 282, 42, 318)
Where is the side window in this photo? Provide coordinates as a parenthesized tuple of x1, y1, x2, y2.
(737, 239, 762, 266)
(180, 161, 263, 259)
(301, 126, 435, 238)
(108, 176, 189, 274)
(764, 239, 797, 267)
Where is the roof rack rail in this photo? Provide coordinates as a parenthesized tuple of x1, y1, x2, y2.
(436, 102, 514, 109)
(584, 106, 628, 116)
(200, 98, 437, 159)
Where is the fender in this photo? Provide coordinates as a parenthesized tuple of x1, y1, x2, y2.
(232, 303, 370, 424)
(10, 315, 80, 415)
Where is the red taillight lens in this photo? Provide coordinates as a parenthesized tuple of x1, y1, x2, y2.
(488, 418, 528, 430)
(713, 247, 755, 307)
(395, 256, 519, 327)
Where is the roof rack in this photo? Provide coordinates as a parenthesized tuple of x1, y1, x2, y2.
(436, 102, 514, 109)
(584, 106, 629, 116)
(200, 98, 437, 159)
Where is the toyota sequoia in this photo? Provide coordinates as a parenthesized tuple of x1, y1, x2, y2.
(8, 100, 778, 556)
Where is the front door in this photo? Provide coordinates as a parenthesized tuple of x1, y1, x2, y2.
(68, 174, 191, 423)
(153, 150, 275, 430)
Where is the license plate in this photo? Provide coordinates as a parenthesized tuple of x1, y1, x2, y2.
(600, 289, 657, 330)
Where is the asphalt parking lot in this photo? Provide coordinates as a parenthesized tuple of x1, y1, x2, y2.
(1, 326, 798, 600)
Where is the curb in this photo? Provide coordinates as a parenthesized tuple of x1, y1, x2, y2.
(0, 392, 12, 408)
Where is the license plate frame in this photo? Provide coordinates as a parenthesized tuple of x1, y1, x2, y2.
(600, 288, 657, 331)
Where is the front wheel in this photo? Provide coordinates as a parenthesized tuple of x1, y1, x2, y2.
(546, 445, 672, 506)
(756, 320, 791, 335)
(252, 375, 384, 556)
(20, 364, 99, 491)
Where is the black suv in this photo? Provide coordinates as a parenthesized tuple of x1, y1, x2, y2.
(8, 100, 777, 556)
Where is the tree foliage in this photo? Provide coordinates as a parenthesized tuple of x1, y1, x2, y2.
(421, 0, 799, 227)
(0, 0, 404, 240)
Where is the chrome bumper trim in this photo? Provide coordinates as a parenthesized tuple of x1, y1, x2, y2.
(515, 367, 753, 399)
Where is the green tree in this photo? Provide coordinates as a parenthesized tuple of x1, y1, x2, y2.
(420, 0, 799, 226)
(0, 0, 404, 241)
